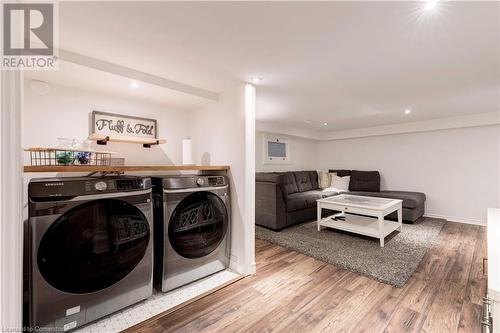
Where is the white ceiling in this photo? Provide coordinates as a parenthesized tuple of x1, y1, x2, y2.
(27, 60, 214, 112)
(28, 1, 500, 131)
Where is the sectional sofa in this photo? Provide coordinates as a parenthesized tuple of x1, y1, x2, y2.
(255, 170, 426, 231)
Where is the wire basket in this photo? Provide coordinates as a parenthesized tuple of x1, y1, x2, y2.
(25, 148, 114, 166)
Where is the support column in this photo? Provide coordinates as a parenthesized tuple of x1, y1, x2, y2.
(1, 70, 23, 331)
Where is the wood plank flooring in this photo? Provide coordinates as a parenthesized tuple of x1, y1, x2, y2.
(127, 221, 486, 333)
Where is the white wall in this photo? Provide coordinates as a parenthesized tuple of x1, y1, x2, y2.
(23, 81, 193, 166)
(317, 125, 500, 225)
(255, 131, 319, 172)
(191, 84, 255, 274)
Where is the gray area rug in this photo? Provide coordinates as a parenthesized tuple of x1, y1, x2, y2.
(256, 217, 446, 288)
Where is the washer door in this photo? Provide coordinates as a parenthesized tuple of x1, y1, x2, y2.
(37, 199, 150, 294)
(169, 191, 228, 259)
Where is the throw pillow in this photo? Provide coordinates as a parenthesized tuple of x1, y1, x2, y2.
(317, 171, 331, 189)
(329, 173, 350, 192)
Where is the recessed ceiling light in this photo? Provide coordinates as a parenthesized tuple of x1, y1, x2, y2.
(130, 81, 139, 88)
(250, 77, 262, 84)
(323, 122, 328, 126)
(304, 120, 312, 124)
(424, 0, 438, 11)
(404, 109, 412, 115)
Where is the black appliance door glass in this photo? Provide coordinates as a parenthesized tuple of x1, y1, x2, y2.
(169, 191, 228, 259)
(37, 199, 150, 294)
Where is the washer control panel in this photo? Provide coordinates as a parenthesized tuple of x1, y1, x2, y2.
(94, 181, 108, 191)
(117, 179, 144, 191)
(28, 176, 151, 201)
(84, 179, 144, 192)
(84, 180, 116, 193)
(207, 176, 225, 186)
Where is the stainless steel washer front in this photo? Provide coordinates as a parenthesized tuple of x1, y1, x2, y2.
(28, 176, 154, 331)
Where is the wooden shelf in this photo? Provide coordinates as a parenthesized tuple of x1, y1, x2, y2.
(88, 133, 167, 147)
(24, 165, 230, 173)
(24, 147, 116, 154)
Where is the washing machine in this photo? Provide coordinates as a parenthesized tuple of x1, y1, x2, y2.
(152, 175, 230, 292)
(27, 176, 153, 331)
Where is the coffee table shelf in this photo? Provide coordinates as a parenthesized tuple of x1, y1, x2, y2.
(318, 214, 400, 239)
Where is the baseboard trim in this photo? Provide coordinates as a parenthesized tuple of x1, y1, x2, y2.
(424, 214, 486, 226)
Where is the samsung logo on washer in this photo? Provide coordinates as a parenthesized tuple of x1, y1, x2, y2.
(44, 182, 64, 186)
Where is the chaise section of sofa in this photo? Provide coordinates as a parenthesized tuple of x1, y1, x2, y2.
(329, 169, 426, 223)
(349, 191, 425, 222)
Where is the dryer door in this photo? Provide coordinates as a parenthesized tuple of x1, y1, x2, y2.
(37, 199, 150, 294)
(169, 191, 228, 259)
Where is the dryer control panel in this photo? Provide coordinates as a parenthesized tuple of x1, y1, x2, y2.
(161, 175, 228, 189)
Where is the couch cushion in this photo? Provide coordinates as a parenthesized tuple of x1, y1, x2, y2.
(328, 169, 351, 177)
(349, 191, 426, 209)
(282, 172, 299, 195)
(381, 191, 426, 208)
(294, 171, 313, 192)
(349, 170, 380, 192)
(307, 171, 319, 189)
(286, 191, 323, 212)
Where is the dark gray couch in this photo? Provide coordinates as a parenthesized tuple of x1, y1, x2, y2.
(255, 170, 426, 231)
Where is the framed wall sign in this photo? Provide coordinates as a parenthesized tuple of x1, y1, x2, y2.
(91, 111, 158, 139)
(263, 133, 290, 165)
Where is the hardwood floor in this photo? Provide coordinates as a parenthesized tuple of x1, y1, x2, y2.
(127, 222, 486, 333)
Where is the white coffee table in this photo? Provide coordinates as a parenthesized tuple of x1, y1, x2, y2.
(317, 194, 403, 247)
